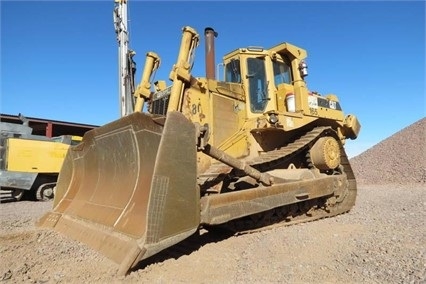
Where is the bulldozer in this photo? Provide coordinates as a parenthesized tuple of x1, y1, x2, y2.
(38, 25, 360, 275)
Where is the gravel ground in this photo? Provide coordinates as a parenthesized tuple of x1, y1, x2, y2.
(0, 184, 425, 283)
(1, 117, 425, 283)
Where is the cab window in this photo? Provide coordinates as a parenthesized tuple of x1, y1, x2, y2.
(224, 59, 241, 83)
(247, 57, 267, 113)
(273, 60, 292, 86)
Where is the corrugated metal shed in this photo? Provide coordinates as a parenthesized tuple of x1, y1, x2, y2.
(0, 113, 98, 138)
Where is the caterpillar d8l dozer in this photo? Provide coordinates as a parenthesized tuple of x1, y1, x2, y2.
(38, 26, 360, 275)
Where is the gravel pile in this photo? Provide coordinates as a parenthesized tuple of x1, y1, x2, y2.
(350, 117, 426, 185)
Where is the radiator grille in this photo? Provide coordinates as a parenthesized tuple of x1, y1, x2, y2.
(150, 86, 172, 115)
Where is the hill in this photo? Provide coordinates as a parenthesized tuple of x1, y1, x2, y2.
(350, 117, 425, 185)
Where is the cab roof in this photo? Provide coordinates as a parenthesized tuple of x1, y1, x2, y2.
(223, 42, 307, 62)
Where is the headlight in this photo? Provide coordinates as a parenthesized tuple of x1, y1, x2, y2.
(268, 113, 279, 125)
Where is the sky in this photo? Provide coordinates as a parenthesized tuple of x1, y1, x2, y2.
(1, 1, 425, 158)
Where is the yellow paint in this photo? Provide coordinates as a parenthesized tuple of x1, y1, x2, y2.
(6, 138, 71, 173)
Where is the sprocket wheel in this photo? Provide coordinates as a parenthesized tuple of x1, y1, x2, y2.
(310, 136, 341, 170)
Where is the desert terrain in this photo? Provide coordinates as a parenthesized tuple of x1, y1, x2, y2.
(1, 118, 425, 283)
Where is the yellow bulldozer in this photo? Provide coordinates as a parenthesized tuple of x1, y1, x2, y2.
(38, 25, 360, 275)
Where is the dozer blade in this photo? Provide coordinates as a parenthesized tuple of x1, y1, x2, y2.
(37, 111, 199, 275)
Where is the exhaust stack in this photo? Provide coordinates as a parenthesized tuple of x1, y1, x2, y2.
(204, 27, 218, 80)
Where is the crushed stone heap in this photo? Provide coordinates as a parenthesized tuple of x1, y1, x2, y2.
(350, 117, 425, 185)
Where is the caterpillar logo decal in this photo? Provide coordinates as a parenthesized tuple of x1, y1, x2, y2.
(308, 95, 342, 111)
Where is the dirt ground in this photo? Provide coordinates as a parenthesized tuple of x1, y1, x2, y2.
(1, 184, 425, 284)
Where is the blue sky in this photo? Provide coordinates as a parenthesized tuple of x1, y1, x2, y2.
(1, 1, 425, 158)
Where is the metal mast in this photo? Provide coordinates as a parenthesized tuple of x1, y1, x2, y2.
(113, 0, 134, 117)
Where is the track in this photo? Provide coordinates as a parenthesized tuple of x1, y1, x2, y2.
(0, 188, 24, 203)
(226, 147, 356, 234)
(0, 181, 56, 203)
(200, 126, 357, 233)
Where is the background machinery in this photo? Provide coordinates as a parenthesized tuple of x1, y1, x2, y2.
(0, 115, 81, 202)
(38, 22, 360, 275)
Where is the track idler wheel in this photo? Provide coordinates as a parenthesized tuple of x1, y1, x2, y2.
(310, 136, 340, 170)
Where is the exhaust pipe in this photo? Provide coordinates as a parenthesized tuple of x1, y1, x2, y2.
(204, 27, 218, 80)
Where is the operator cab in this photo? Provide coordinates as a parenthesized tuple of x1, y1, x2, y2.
(222, 43, 308, 115)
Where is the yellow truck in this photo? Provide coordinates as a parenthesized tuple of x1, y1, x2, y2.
(0, 120, 81, 202)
